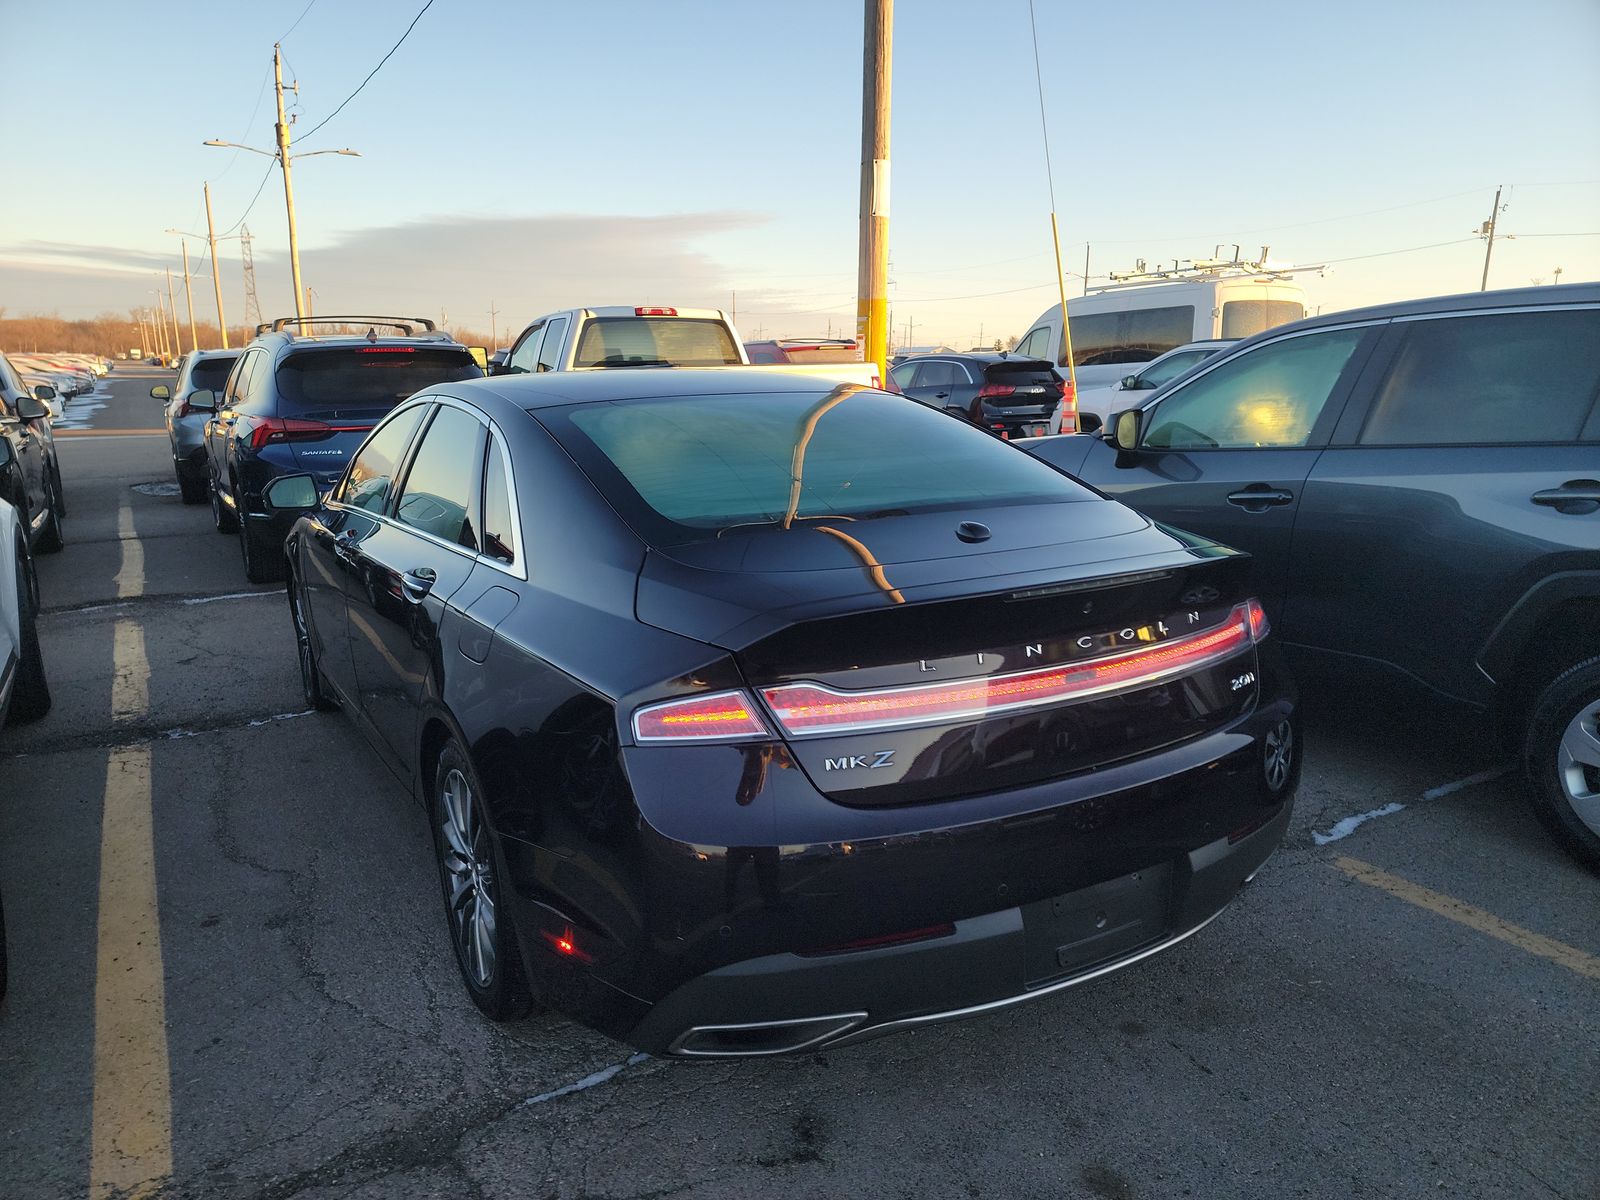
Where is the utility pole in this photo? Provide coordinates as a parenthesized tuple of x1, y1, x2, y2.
(204, 183, 229, 348)
(179, 241, 199, 350)
(731, 291, 737, 328)
(1554, 266, 1563, 286)
(304, 286, 315, 318)
(274, 44, 307, 319)
(1083, 245, 1090, 296)
(856, 0, 892, 383)
(489, 300, 500, 348)
(1479, 184, 1503, 292)
(166, 267, 183, 355)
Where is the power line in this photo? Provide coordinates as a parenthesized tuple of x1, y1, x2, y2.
(279, 0, 319, 41)
(209, 68, 272, 185)
(296, 0, 437, 145)
(218, 160, 277, 237)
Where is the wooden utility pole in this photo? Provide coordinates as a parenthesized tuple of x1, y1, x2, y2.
(275, 44, 307, 319)
(204, 183, 229, 348)
(166, 267, 183, 355)
(489, 300, 500, 348)
(856, 0, 892, 384)
(180, 241, 199, 351)
(1479, 184, 1503, 292)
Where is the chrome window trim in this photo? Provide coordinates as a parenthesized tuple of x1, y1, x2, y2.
(1388, 300, 1600, 323)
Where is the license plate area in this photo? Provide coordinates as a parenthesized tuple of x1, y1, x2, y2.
(1021, 863, 1173, 986)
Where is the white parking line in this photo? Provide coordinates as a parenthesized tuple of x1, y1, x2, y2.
(1312, 765, 1516, 845)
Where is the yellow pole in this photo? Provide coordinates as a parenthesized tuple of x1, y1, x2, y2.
(855, 0, 892, 387)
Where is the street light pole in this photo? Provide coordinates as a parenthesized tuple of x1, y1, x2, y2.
(274, 44, 307, 320)
(180, 241, 199, 350)
(1479, 184, 1503, 293)
(203, 184, 229, 348)
(166, 267, 183, 355)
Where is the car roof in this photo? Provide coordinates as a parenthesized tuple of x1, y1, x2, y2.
(451, 368, 868, 411)
(1284, 281, 1600, 331)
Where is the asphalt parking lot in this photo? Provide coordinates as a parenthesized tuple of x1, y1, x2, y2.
(1, 369, 1595, 1200)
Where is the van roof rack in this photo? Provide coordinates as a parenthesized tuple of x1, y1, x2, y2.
(1097, 246, 1326, 291)
(257, 315, 439, 336)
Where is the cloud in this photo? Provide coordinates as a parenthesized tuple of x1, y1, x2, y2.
(0, 211, 771, 329)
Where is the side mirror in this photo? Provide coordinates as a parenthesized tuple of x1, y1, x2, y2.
(1120, 374, 1139, 390)
(151, 385, 171, 401)
(186, 389, 217, 412)
(34, 383, 57, 401)
(467, 346, 489, 371)
(1108, 408, 1142, 450)
(486, 349, 509, 376)
(262, 473, 320, 514)
(14, 395, 48, 421)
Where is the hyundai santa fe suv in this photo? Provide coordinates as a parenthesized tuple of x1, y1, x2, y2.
(204, 316, 484, 582)
(263, 369, 1299, 1056)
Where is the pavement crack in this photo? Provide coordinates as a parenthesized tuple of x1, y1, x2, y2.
(0, 709, 317, 761)
(41, 587, 279, 618)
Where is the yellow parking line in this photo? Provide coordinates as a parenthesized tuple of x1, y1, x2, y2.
(89, 498, 172, 1197)
(89, 745, 171, 1199)
(1332, 856, 1600, 982)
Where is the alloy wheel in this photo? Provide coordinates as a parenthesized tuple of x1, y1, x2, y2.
(1556, 699, 1600, 836)
(438, 767, 497, 988)
(1264, 720, 1294, 792)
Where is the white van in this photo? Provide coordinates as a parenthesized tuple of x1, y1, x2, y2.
(1015, 276, 1308, 382)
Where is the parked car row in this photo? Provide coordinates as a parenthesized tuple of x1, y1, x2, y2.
(0, 353, 67, 557)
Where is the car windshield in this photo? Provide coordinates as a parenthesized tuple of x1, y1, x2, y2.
(572, 318, 742, 368)
(274, 347, 482, 415)
(545, 387, 1094, 546)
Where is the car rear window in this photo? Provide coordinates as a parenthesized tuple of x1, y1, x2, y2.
(983, 359, 1058, 386)
(572, 318, 742, 368)
(188, 356, 238, 393)
(1221, 299, 1306, 339)
(544, 388, 1095, 546)
(275, 347, 482, 415)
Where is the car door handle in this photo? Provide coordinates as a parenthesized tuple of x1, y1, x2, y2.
(333, 529, 360, 562)
(1532, 479, 1600, 513)
(933, 391, 950, 399)
(400, 567, 437, 602)
(1226, 487, 1295, 510)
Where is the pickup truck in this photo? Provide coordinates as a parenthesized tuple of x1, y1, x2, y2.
(491, 306, 883, 388)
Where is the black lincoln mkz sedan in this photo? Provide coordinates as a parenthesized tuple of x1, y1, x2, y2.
(265, 369, 1298, 1057)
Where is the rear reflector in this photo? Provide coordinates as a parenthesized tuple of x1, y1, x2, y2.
(762, 601, 1265, 737)
(634, 307, 678, 317)
(633, 689, 770, 742)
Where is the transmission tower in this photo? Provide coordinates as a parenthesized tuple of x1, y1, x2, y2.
(240, 224, 263, 327)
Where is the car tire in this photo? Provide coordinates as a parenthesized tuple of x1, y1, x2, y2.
(1524, 656, 1600, 870)
(32, 488, 63, 556)
(430, 738, 534, 1022)
(211, 475, 238, 534)
(237, 503, 283, 584)
(10, 542, 51, 723)
(288, 572, 338, 712)
(50, 467, 66, 520)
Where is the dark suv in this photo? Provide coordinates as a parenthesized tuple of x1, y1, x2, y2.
(204, 317, 484, 583)
(889, 353, 1072, 438)
(1024, 283, 1600, 866)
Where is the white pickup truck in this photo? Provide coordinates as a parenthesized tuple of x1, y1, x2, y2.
(491, 306, 883, 388)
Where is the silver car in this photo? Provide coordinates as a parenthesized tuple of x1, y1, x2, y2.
(155, 349, 238, 505)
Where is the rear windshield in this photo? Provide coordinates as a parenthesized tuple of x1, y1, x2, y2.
(188, 356, 238, 393)
(983, 359, 1058, 384)
(274, 347, 481, 414)
(573, 318, 741, 368)
(1221, 299, 1305, 339)
(544, 388, 1094, 546)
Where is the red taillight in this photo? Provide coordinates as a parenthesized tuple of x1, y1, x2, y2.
(1247, 597, 1270, 641)
(632, 689, 770, 742)
(541, 927, 593, 963)
(634, 307, 678, 317)
(976, 383, 1017, 399)
(356, 346, 415, 354)
(176, 401, 192, 418)
(761, 602, 1262, 737)
(248, 417, 372, 451)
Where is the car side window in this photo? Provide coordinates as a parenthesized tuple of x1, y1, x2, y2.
(339, 404, 428, 514)
(1015, 328, 1049, 359)
(535, 317, 568, 373)
(1360, 310, 1600, 446)
(1142, 328, 1365, 450)
(916, 361, 961, 388)
(888, 363, 917, 391)
(508, 324, 545, 375)
(1136, 350, 1207, 390)
(395, 405, 485, 549)
(481, 434, 516, 567)
(224, 351, 257, 409)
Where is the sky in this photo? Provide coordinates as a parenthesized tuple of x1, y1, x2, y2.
(1, 0, 1597, 348)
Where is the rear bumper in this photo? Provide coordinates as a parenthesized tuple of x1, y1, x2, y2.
(629, 799, 1287, 1056)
